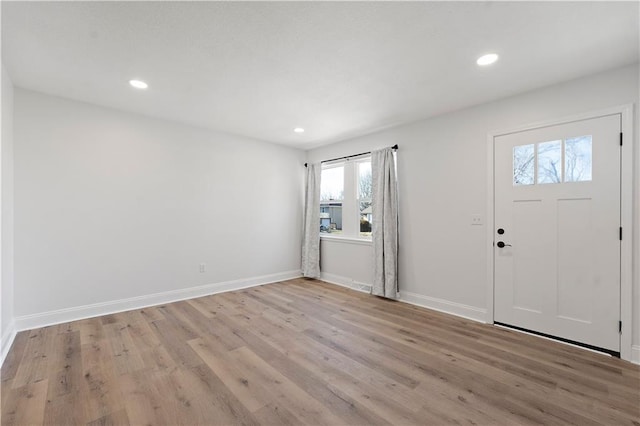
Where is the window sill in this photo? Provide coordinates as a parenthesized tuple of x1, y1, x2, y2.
(320, 235, 373, 246)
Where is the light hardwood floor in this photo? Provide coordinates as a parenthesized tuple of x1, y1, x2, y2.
(1, 278, 639, 425)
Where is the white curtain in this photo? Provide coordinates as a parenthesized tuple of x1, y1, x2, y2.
(301, 163, 321, 278)
(372, 147, 398, 298)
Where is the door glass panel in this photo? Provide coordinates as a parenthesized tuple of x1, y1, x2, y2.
(564, 135, 592, 182)
(537, 140, 562, 184)
(513, 144, 535, 186)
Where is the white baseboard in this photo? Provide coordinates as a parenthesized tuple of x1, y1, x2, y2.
(399, 290, 488, 323)
(1, 320, 17, 367)
(319, 272, 372, 294)
(318, 273, 487, 323)
(632, 345, 640, 365)
(14, 270, 302, 332)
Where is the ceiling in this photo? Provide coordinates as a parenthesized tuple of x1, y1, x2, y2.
(2, 1, 638, 149)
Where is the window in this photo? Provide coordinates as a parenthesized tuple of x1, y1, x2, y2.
(357, 161, 372, 237)
(320, 165, 343, 234)
(537, 140, 562, 184)
(564, 136, 592, 182)
(513, 135, 593, 186)
(320, 156, 372, 239)
(513, 144, 535, 185)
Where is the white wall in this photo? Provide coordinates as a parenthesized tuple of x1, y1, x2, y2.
(307, 64, 640, 356)
(13, 89, 304, 324)
(1, 63, 15, 360)
(320, 239, 372, 289)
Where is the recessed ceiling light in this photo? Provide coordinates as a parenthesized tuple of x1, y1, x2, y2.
(477, 53, 499, 66)
(294, 128, 305, 133)
(129, 79, 148, 89)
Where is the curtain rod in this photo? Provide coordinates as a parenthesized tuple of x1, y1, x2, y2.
(304, 144, 398, 167)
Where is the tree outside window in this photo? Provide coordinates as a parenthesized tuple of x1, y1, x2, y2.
(357, 161, 372, 237)
(513, 136, 592, 186)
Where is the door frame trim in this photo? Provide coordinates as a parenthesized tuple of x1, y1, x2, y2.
(485, 104, 635, 362)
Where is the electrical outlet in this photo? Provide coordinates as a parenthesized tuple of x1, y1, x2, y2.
(471, 214, 483, 226)
(199, 263, 206, 273)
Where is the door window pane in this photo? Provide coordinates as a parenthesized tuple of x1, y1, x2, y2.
(564, 135, 592, 182)
(537, 140, 562, 184)
(513, 144, 535, 186)
(320, 166, 344, 201)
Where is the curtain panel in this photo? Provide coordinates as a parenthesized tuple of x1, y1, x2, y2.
(372, 147, 399, 298)
(301, 163, 321, 278)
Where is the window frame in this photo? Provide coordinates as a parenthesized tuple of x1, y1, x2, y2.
(319, 155, 372, 241)
(319, 162, 345, 235)
(513, 135, 593, 186)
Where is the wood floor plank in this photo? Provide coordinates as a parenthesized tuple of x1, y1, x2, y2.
(288, 282, 624, 402)
(251, 402, 304, 426)
(85, 408, 130, 426)
(148, 317, 202, 369)
(229, 345, 345, 426)
(188, 337, 271, 413)
(138, 306, 166, 323)
(326, 308, 627, 424)
(78, 318, 106, 346)
(185, 298, 217, 319)
(1, 379, 48, 426)
(79, 337, 125, 424)
(43, 391, 87, 426)
(188, 363, 260, 426)
(331, 308, 640, 418)
(149, 367, 206, 426)
(172, 300, 246, 351)
(102, 324, 146, 376)
(212, 314, 394, 425)
(116, 369, 166, 426)
(1, 331, 30, 387)
(226, 304, 411, 422)
(118, 311, 175, 373)
(11, 328, 57, 388)
(46, 329, 83, 399)
(304, 326, 422, 389)
(341, 299, 640, 390)
(1, 278, 638, 426)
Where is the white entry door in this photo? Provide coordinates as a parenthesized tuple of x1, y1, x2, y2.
(494, 114, 621, 353)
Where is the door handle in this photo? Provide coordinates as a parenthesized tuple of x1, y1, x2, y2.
(497, 241, 512, 248)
